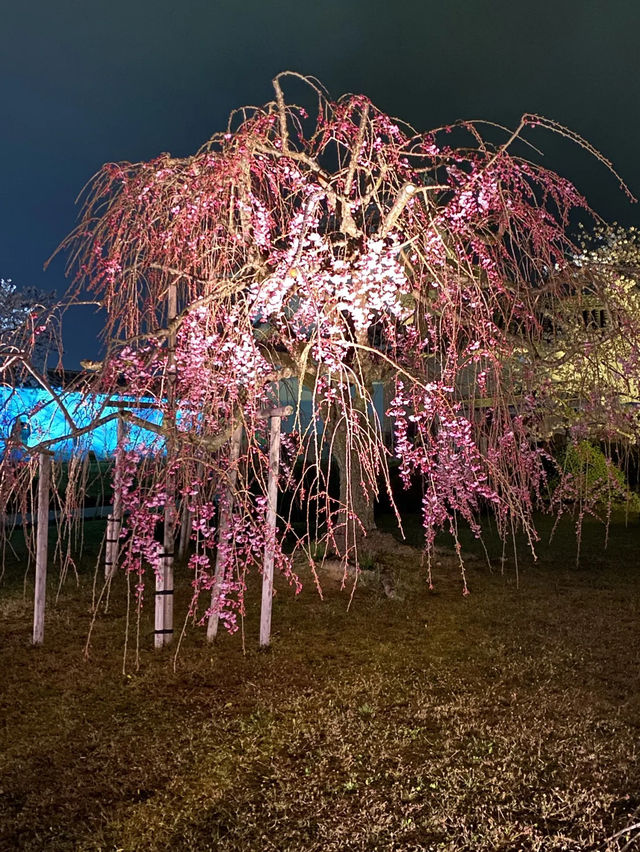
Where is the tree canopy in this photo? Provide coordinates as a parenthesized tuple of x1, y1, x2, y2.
(4, 75, 640, 636)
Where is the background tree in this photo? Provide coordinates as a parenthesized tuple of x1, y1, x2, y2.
(534, 224, 640, 531)
(526, 224, 640, 434)
(0, 278, 57, 384)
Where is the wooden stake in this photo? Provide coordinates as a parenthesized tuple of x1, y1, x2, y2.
(259, 412, 282, 648)
(207, 423, 243, 642)
(155, 281, 178, 648)
(32, 452, 51, 645)
(105, 417, 126, 580)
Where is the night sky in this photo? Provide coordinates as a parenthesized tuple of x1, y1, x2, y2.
(2, 0, 640, 366)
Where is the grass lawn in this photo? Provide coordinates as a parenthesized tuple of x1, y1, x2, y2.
(0, 512, 639, 851)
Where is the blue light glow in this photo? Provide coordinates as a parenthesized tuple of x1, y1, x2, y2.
(0, 387, 162, 459)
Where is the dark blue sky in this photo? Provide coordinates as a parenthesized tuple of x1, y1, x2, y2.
(2, 0, 639, 366)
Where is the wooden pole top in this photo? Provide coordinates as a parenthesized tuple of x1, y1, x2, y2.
(260, 405, 293, 418)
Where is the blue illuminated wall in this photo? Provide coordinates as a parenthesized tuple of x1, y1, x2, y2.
(0, 381, 390, 460)
(0, 387, 163, 460)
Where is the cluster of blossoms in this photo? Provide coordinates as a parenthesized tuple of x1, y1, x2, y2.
(388, 380, 502, 550)
(187, 498, 301, 634)
(175, 305, 272, 407)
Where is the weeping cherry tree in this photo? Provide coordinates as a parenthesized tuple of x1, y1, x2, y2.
(12, 73, 640, 636)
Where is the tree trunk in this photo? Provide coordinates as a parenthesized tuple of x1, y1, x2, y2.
(330, 413, 377, 557)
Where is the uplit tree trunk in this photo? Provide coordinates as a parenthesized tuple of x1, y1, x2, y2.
(330, 398, 377, 557)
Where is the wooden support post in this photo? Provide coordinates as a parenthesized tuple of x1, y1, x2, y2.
(259, 411, 283, 648)
(161, 483, 176, 649)
(154, 514, 175, 649)
(177, 496, 191, 563)
(105, 417, 126, 580)
(207, 424, 243, 642)
(105, 512, 115, 579)
(155, 281, 177, 648)
(32, 452, 51, 645)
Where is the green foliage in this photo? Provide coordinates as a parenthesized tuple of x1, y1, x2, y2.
(357, 551, 377, 571)
(555, 440, 640, 512)
(308, 540, 327, 562)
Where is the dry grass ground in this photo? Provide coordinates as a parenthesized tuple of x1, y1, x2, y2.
(0, 512, 639, 851)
